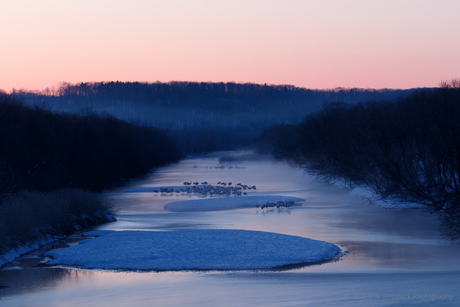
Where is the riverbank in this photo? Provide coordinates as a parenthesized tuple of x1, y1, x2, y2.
(0, 189, 116, 268)
(0, 95, 183, 268)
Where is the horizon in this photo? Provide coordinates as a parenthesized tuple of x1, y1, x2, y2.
(2, 0, 459, 92)
(4, 79, 436, 96)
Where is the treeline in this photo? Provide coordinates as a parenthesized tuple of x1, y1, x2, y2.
(0, 95, 181, 198)
(23, 81, 414, 102)
(258, 82, 460, 241)
(15, 81, 419, 132)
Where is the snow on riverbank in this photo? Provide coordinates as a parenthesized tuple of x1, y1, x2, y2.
(0, 234, 62, 268)
(347, 186, 426, 210)
(0, 211, 116, 268)
(323, 179, 426, 210)
(45, 230, 341, 270)
(164, 196, 305, 211)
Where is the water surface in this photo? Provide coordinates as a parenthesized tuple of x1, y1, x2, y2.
(1, 154, 459, 306)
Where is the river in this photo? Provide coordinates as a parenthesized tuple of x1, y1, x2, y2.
(1, 152, 459, 306)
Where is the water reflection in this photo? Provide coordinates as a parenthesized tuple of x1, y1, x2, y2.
(3, 269, 459, 306)
(333, 207, 442, 243)
(0, 267, 93, 299)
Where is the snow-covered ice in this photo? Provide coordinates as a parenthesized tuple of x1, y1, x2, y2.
(45, 230, 341, 270)
(164, 196, 305, 211)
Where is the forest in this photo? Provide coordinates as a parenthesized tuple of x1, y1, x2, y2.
(257, 81, 460, 241)
(14, 81, 418, 131)
(11, 81, 421, 156)
(0, 95, 181, 255)
(0, 95, 181, 195)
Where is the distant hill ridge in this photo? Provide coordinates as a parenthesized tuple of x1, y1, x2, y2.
(15, 81, 428, 131)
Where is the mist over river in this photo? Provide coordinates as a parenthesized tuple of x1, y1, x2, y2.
(1, 152, 459, 306)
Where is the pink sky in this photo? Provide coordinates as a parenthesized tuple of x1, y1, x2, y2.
(1, 0, 459, 92)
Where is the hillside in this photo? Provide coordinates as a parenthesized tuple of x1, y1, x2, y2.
(16, 81, 421, 131)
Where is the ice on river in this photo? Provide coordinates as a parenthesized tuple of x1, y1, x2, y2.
(164, 196, 305, 211)
(45, 230, 341, 271)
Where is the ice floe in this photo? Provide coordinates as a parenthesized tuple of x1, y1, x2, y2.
(45, 230, 340, 271)
(164, 196, 305, 211)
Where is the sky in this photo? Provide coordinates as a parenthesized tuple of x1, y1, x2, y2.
(1, 0, 459, 92)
